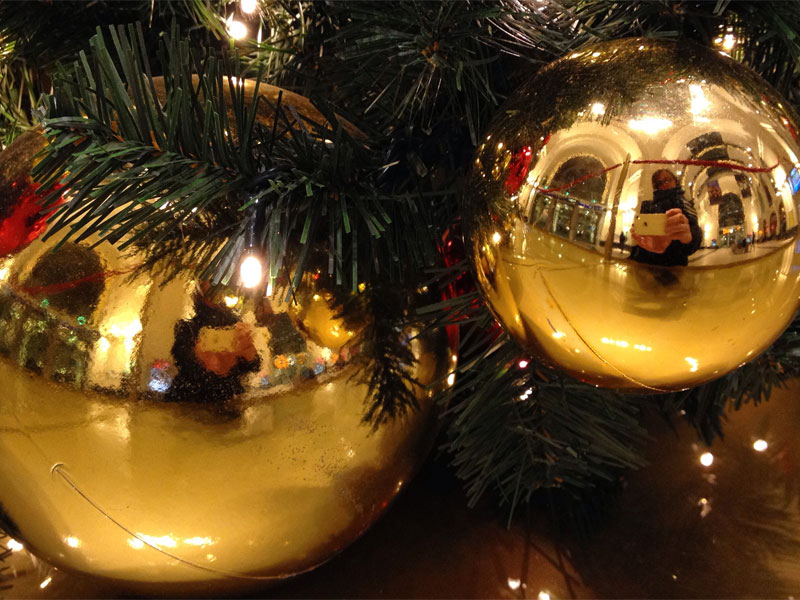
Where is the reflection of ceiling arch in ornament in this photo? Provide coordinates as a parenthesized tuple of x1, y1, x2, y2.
(547, 155, 609, 203)
(522, 121, 642, 213)
(532, 121, 642, 181)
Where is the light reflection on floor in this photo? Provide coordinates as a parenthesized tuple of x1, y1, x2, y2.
(4, 380, 800, 598)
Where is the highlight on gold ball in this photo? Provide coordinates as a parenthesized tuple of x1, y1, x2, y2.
(464, 37, 800, 392)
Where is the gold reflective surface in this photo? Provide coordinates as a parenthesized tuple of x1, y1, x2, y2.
(465, 38, 800, 391)
(0, 231, 450, 587)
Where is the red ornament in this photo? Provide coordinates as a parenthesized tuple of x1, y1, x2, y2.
(0, 179, 64, 256)
(504, 146, 533, 195)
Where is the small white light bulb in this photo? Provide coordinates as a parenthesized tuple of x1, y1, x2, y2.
(227, 18, 248, 40)
(240, 255, 263, 288)
(699, 452, 714, 467)
(241, 0, 258, 14)
(753, 439, 768, 452)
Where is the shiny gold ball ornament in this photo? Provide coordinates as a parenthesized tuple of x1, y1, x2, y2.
(0, 232, 450, 591)
(464, 38, 800, 392)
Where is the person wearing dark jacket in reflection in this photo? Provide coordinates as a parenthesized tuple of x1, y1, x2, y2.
(165, 290, 260, 407)
(630, 169, 702, 267)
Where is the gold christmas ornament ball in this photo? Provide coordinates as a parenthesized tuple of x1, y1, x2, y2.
(464, 38, 800, 392)
(0, 229, 451, 592)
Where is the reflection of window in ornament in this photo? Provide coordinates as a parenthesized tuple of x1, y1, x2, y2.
(19, 310, 49, 374)
(0, 296, 23, 357)
(573, 207, 600, 244)
(551, 200, 573, 238)
(532, 196, 553, 229)
(779, 203, 787, 236)
(547, 156, 607, 204)
(734, 173, 752, 199)
(686, 131, 728, 163)
(262, 313, 307, 356)
(718, 193, 745, 227)
(50, 325, 90, 385)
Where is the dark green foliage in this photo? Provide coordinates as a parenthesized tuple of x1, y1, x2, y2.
(336, 286, 420, 431)
(0, 0, 228, 142)
(419, 262, 647, 510)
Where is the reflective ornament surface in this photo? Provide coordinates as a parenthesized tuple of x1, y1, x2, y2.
(465, 38, 800, 391)
(0, 229, 450, 590)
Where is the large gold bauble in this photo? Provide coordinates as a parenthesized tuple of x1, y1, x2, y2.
(464, 38, 800, 392)
(0, 229, 450, 592)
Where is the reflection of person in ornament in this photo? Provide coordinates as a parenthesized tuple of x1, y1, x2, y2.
(165, 288, 260, 406)
(630, 169, 702, 267)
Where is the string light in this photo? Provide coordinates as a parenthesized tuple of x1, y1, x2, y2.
(753, 439, 768, 452)
(226, 15, 248, 40)
(699, 452, 714, 467)
(240, 0, 258, 14)
(240, 255, 263, 288)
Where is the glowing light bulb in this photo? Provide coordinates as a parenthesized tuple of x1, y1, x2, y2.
(66, 536, 80, 548)
(753, 439, 768, 452)
(240, 255, 263, 288)
(224, 295, 239, 307)
(538, 592, 551, 600)
(7, 539, 23, 552)
(240, 0, 258, 13)
(518, 359, 529, 368)
(722, 34, 736, 51)
(699, 452, 714, 467)
(226, 16, 248, 40)
(508, 578, 521, 590)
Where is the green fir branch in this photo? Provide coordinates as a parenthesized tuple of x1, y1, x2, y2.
(334, 286, 420, 431)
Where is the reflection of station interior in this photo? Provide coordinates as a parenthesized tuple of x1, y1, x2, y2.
(0, 236, 443, 584)
(468, 41, 800, 392)
(506, 82, 800, 263)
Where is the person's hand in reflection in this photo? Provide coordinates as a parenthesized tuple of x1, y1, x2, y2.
(629, 169, 702, 267)
(631, 208, 693, 253)
(194, 321, 258, 376)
